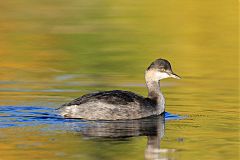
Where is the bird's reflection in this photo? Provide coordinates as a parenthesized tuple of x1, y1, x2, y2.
(67, 115, 166, 160)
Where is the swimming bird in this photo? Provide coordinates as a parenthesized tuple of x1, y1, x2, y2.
(58, 58, 180, 120)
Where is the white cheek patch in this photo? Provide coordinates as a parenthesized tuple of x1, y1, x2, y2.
(156, 72, 170, 80)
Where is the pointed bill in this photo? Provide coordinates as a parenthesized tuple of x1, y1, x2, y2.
(170, 72, 181, 79)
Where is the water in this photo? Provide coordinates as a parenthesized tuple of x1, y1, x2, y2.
(0, 106, 181, 160)
(0, 0, 238, 160)
(0, 106, 181, 128)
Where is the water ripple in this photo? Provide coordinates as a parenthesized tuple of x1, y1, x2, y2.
(0, 106, 183, 128)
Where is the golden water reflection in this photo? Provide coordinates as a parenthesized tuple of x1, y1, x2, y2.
(0, 0, 238, 160)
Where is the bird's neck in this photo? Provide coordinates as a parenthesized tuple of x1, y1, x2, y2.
(146, 80, 162, 101)
(145, 70, 162, 98)
(145, 70, 165, 113)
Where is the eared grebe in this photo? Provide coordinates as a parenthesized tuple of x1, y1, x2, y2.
(58, 58, 180, 120)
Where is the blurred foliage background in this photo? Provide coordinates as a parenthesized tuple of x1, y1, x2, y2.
(0, 0, 238, 160)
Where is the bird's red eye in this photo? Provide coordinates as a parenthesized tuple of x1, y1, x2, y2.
(160, 68, 166, 72)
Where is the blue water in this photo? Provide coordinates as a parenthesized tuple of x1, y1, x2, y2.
(0, 106, 183, 129)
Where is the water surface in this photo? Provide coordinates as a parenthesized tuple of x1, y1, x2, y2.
(0, 0, 238, 160)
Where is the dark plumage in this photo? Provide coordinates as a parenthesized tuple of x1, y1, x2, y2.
(147, 58, 172, 71)
(61, 90, 156, 106)
(58, 90, 158, 120)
